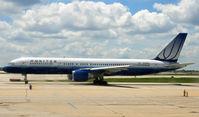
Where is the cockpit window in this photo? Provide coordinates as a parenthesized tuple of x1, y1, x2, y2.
(9, 62, 14, 65)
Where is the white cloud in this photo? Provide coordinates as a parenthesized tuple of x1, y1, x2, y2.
(0, 0, 46, 22)
(0, 21, 12, 35)
(154, 0, 199, 25)
(5, 0, 44, 7)
(131, 9, 174, 33)
(14, 1, 175, 35)
(0, 1, 22, 17)
(14, 1, 133, 34)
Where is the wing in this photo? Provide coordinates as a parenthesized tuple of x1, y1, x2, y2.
(83, 65, 131, 74)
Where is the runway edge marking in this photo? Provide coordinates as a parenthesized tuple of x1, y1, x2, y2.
(68, 102, 78, 110)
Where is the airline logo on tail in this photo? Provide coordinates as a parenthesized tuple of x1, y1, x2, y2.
(154, 33, 187, 62)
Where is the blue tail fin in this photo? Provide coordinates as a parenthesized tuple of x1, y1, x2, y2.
(154, 33, 187, 62)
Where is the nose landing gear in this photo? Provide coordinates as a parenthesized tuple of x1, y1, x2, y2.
(23, 74, 28, 84)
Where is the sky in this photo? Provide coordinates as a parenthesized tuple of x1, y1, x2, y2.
(0, 0, 199, 70)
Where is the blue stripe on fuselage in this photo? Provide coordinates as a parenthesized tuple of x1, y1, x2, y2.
(3, 65, 175, 76)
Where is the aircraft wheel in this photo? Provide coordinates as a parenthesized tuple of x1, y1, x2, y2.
(93, 80, 99, 85)
(100, 81, 107, 85)
(25, 80, 28, 84)
(102, 81, 107, 85)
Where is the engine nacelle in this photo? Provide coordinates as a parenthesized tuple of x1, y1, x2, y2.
(72, 70, 89, 82)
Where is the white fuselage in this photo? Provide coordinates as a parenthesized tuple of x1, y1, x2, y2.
(9, 57, 169, 67)
(3, 57, 175, 76)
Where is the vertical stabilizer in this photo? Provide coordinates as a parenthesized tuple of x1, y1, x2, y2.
(154, 33, 187, 62)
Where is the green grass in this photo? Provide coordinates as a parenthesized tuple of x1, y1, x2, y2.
(152, 73, 199, 76)
(101, 78, 199, 83)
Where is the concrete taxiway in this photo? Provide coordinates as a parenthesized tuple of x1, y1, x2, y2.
(0, 74, 199, 117)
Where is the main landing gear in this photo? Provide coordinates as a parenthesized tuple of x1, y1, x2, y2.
(93, 75, 107, 85)
(23, 74, 28, 84)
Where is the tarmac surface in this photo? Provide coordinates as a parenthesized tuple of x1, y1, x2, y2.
(0, 74, 199, 117)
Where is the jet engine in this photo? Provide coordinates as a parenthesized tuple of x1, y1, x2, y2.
(72, 70, 89, 82)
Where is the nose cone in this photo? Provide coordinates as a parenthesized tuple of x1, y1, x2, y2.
(2, 66, 8, 72)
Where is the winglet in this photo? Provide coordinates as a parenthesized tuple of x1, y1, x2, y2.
(154, 33, 187, 62)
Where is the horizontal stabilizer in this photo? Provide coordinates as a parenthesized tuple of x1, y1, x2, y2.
(165, 63, 194, 69)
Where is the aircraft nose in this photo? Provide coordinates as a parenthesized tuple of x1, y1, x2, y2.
(2, 66, 7, 72)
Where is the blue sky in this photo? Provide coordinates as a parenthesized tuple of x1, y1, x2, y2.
(0, 0, 199, 70)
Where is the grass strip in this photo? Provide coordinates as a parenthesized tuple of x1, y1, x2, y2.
(101, 78, 199, 83)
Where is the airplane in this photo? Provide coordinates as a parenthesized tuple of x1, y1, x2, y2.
(2, 33, 193, 85)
